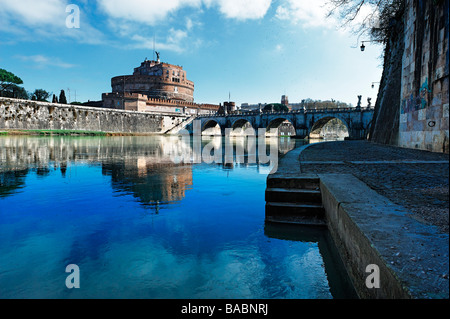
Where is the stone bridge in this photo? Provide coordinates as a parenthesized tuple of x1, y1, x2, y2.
(193, 107, 375, 139)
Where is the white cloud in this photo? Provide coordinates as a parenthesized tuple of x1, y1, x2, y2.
(96, 0, 273, 53)
(275, 0, 336, 28)
(97, 0, 202, 25)
(130, 28, 190, 53)
(215, 0, 272, 20)
(0, 0, 67, 26)
(97, 0, 273, 24)
(110, 10, 207, 53)
(0, 0, 275, 51)
(274, 5, 290, 21)
(186, 18, 194, 31)
(15, 55, 76, 68)
(167, 28, 188, 43)
(275, 0, 379, 34)
(0, 0, 105, 44)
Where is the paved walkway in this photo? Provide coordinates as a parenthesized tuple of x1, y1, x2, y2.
(299, 141, 449, 234)
(283, 140, 450, 298)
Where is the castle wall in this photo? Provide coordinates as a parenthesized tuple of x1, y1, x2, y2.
(112, 75, 194, 103)
(102, 93, 219, 116)
(111, 60, 195, 103)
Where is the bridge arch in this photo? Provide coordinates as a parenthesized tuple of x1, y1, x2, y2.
(230, 119, 256, 136)
(202, 119, 222, 136)
(309, 116, 349, 139)
(195, 107, 374, 140)
(266, 118, 296, 136)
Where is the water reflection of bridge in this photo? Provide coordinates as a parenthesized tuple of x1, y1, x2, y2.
(0, 136, 296, 208)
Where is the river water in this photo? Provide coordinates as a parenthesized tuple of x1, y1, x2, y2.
(0, 135, 356, 299)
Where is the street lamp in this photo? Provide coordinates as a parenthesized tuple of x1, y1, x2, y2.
(360, 40, 383, 52)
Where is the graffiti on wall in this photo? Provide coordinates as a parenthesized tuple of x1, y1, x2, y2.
(401, 78, 432, 114)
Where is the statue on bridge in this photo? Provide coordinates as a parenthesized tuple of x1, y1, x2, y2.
(357, 95, 362, 109)
(367, 97, 372, 107)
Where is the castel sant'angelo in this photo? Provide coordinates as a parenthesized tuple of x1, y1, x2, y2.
(102, 53, 219, 115)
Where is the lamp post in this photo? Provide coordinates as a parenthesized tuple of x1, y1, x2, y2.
(360, 40, 383, 51)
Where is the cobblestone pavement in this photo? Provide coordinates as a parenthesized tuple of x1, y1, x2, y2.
(300, 141, 449, 234)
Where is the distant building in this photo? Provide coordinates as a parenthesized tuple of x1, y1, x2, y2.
(241, 96, 295, 112)
(218, 101, 237, 114)
(240, 103, 267, 112)
(81, 100, 104, 108)
(102, 56, 219, 115)
(281, 95, 289, 107)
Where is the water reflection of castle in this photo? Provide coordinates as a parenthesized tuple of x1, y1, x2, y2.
(102, 159, 193, 208)
(0, 136, 195, 208)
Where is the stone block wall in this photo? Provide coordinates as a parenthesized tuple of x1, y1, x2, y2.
(369, 11, 404, 146)
(0, 97, 187, 134)
(399, 0, 449, 153)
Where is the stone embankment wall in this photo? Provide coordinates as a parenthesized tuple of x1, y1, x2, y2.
(369, 8, 404, 147)
(399, 0, 449, 153)
(370, 0, 449, 153)
(0, 97, 186, 134)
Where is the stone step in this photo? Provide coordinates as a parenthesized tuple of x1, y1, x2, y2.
(266, 175, 320, 190)
(265, 214, 327, 227)
(265, 202, 325, 219)
(265, 187, 322, 203)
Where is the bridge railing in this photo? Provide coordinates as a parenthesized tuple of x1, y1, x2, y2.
(197, 106, 375, 118)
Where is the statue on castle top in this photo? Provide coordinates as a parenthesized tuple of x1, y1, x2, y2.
(155, 51, 160, 62)
(367, 97, 372, 107)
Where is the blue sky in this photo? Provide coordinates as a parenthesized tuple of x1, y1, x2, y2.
(0, 0, 384, 106)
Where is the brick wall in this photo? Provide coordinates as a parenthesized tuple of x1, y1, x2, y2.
(111, 75, 195, 103)
(102, 93, 219, 115)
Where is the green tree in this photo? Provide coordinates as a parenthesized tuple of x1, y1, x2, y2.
(1, 84, 29, 99)
(0, 68, 24, 97)
(300, 98, 352, 110)
(264, 103, 289, 112)
(31, 89, 50, 102)
(59, 90, 68, 104)
(12, 85, 29, 99)
(52, 94, 58, 103)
